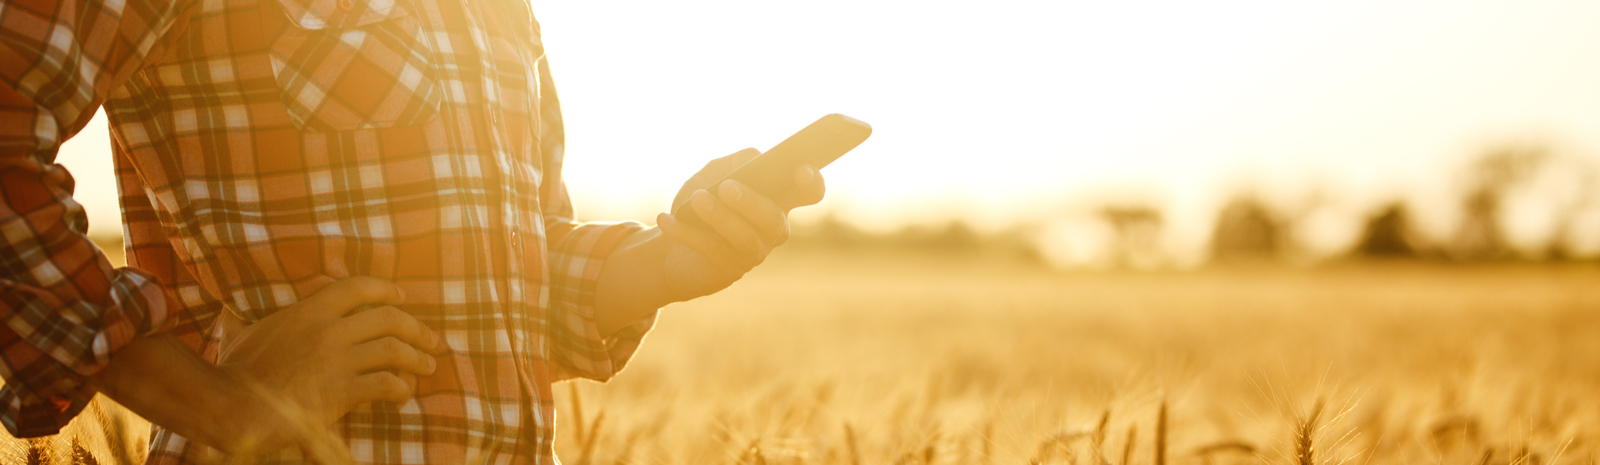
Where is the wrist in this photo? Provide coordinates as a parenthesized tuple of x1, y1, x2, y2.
(594, 227, 675, 335)
(94, 334, 278, 455)
(207, 365, 274, 453)
(94, 334, 235, 451)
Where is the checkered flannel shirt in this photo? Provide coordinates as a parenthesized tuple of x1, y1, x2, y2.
(0, 0, 657, 461)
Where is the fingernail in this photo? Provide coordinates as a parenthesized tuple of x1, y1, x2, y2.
(692, 190, 715, 213)
(720, 181, 742, 202)
(657, 212, 674, 226)
(796, 165, 816, 185)
(395, 286, 407, 302)
(427, 356, 437, 372)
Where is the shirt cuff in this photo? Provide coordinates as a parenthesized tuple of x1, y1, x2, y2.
(545, 220, 655, 382)
(0, 267, 172, 437)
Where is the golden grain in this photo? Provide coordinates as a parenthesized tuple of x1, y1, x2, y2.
(1295, 399, 1324, 465)
(1092, 410, 1110, 465)
(1156, 400, 1169, 465)
(1123, 426, 1138, 465)
(6, 250, 1600, 465)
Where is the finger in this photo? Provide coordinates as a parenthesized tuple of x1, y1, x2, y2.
(657, 213, 751, 277)
(336, 306, 446, 354)
(689, 189, 767, 264)
(347, 337, 438, 376)
(297, 277, 405, 317)
(350, 372, 413, 404)
(776, 164, 826, 209)
(398, 372, 418, 395)
(674, 148, 761, 208)
(717, 180, 791, 247)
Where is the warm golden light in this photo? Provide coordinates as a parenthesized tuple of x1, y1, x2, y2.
(19, 2, 1600, 462)
(58, 0, 1600, 266)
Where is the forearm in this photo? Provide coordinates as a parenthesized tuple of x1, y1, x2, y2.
(92, 333, 263, 454)
(593, 227, 674, 336)
(588, 153, 825, 338)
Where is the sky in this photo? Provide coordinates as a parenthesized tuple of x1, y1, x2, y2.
(56, 0, 1600, 266)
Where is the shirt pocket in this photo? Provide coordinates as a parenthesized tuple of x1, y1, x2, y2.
(267, 0, 443, 131)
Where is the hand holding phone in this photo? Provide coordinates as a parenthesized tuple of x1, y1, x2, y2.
(647, 114, 872, 302)
(670, 114, 872, 226)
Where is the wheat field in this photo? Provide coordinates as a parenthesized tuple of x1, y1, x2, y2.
(4, 245, 1598, 464)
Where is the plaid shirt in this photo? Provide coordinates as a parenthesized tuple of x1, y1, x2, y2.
(0, 0, 657, 461)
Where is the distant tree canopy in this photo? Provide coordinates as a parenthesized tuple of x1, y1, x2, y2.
(1210, 196, 1286, 262)
(892, 221, 982, 251)
(1203, 143, 1600, 264)
(789, 213, 1042, 263)
(801, 213, 870, 249)
(1099, 205, 1164, 268)
(1354, 203, 1419, 257)
(790, 142, 1597, 268)
(1447, 144, 1549, 260)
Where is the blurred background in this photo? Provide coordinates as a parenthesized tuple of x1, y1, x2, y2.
(24, 1, 1600, 463)
(58, 0, 1600, 269)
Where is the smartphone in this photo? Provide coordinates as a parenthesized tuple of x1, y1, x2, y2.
(671, 113, 872, 226)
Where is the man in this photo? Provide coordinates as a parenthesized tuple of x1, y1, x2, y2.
(0, 0, 824, 461)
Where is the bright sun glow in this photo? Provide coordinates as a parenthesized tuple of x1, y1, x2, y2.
(56, 0, 1600, 264)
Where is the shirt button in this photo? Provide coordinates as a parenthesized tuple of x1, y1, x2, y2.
(338, 0, 355, 11)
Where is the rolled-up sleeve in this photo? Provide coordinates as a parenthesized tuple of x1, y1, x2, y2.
(543, 219, 652, 382)
(533, 47, 656, 382)
(0, 0, 192, 436)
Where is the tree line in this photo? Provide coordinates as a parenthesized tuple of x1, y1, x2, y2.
(791, 144, 1600, 268)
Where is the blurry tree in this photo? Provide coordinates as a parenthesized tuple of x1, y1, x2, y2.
(1211, 195, 1287, 262)
(1354, 203, 1422, 257)
(795, 212, 868, 248)
(992, 228, 1046, 264)
(1448, 145, 1547, 260)
(789, 214, 1042, 262)
(1547, 163, 1598, 260)
(888, 221, 983, 253)
(1098, 204, 1165, 268)
(926, 221, 982, 251)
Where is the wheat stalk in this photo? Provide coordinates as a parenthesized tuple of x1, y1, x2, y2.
(1296, 399, 1325, 465)
(26, 437, 48, 465)
(1122, 426, 1137, 465)
(574, 410, 606, 465)
(1155, 401, 1168, 465)
(844, 423, 862, 465)
(1087, 409, 1109, 465)
(981, 419, 995, 465)
(738, 437, 767, 465)
(568, 383, 587, 448)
